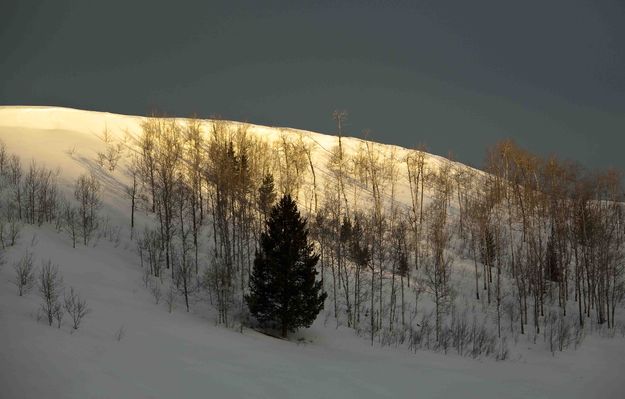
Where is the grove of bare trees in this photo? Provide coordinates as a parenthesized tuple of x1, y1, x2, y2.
(2, 108, 624, 359)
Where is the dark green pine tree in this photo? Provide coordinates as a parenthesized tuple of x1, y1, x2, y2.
(246, 194, 327, 338)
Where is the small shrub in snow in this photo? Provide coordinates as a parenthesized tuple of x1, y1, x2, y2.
(66, 145, 76, 157)
(13, 252, 35, 296)
(114, 325, 126, 341)
(96, 152, 106, 168)
(0, 219, 21, 247)
(380, 327, 408, 347)
(468, 320, 498, 359)
(64, 287, 90, 330)
(53, 301, 64, 328)
(408, 312, 435, 351)
(496, 337, 509, 361)
(408, 311, 503, 359)
(544, 309, 583, 355)
(105, 143, 124, 171)
(38, 260, 63, 326)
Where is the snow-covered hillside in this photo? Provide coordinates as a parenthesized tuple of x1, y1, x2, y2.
(0, 105, 468, 212)
(0, 106, 623, 399)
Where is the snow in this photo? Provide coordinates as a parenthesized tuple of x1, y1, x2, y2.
(0, 106, 624, 398)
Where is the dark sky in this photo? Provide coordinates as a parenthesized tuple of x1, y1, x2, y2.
(2, 0, 624, 171)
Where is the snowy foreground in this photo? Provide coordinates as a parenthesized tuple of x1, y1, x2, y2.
(2, 226, 623, 399)
(1, 106, 624, 398)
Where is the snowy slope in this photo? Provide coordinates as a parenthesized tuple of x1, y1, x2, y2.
(0, 105, 470, 214)
(0, 106, 624, 399)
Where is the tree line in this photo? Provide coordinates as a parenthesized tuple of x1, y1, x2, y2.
(2, 110, 623, 357)
(125, 114, 625, 356)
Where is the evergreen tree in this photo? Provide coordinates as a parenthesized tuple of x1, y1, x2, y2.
(246, 194, 327, 337)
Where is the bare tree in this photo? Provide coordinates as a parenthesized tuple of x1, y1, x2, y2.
(61, 200, 79, 248)
(204, 121, 257, 326)
(64, 287, 90, 330)
(175, 253, 196, 312)
(138, 118, 158, 212)
(23, 160, 59, 226)
(422, 166, 454, 343)
(406, 145, 427, 271)
(74, 173, 101, 245)
(125, 156, 140, 240)
(0, 139, 7, 175)
(348, 211, 371, 329)
(96, 127, 124, 171)
(182, 117, 205, 271)
(140, 228, 164, 278)
(13, 252, 35, 296)
(38, 260, 63, 326)
(8, 155, 22, 220)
